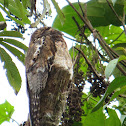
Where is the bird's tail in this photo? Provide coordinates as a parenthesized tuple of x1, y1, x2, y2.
(29, 93, 40, 126)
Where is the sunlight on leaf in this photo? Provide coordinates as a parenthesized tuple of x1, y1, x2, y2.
(118, 55, 126, 62)
(105, 58, 119, 78)
(84, 108, 105, 126)
(0, 100, 14, 124)
(111, 0, 117, 5)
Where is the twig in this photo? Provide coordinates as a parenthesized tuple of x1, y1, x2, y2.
(74, 47, 103, 82)
(73, 53, 79, 67)
(66, 0, 93, 31)
(64, 34, 109, 63)
(30, 0, 48, 28)
(63, 35, 86, 44)
(78, 0, 85, 17)
(94, 42, 104, 75)
(66, 0, 113, 58)
(72, 16, 90, 44)
(106, 0, 126, 34)
(11, 118, 20, 125)
(110, 31, 124, 44)
(97, 31, 126, 68)
(119, 94, 126, 98)
(72, 16, 81, 31)
(106, 0, 121, 21)
(66, 0, 126, 76)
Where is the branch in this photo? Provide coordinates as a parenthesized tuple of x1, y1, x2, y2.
(119, 94, 126, 98)
(78, 0, 85, 17)
(66, 0, 126, 76)
(106, 0, 126, 34)
(63, 35, 86, 44)
(97, 31, 126, 68)
(74, 47, 103, 82)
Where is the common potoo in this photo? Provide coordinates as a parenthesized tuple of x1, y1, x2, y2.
(25, 27, 73, 126)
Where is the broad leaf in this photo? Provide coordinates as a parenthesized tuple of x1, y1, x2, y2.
(118, 55, 126, 62)
(92, 76, 126, 112)
(82, 107, 121, 126)
(105, 58, 119, 78)
(110, 85, 126, 101)
(83, 108, 105, 126)
(113, 43, 126, 49)
(0, 100, 14, 124)
(0, 47, 21, 93)
(105, 108, 121, 126)
(122, 117, 126, 126)
(97, 25, 126, 46)
(53, 0, 124, 37)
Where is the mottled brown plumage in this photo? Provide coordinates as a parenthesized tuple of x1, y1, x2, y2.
(25, 27, 73, 126)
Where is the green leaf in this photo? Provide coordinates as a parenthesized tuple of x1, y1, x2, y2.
(105, 58, 119, 78)
(0, 47, 21, 93)
(21, 0, 31, 8)
(51, 0, 65, 25)
(53, 0, 124, 37)
(3, 38, 28, 51)
(113, 43, 126, 49)
(4, 0, 8, 7)
(110, 85, 126, 101)
(0, 12, 5, 22)
(122, 117, 126, 126)
(15, 0, 30, 24)
(0, 31, 23, 38)
(118, 55, 126, 62)
(105, 108, 121, 126)
(0, 4, 24, 26)
(124, 1, 126, 14)
(0, 40, 25, 63)
(52, 3, 84, 37)
(0, 100, 14, 124)
(97, 25, 126, 45)
(0, 0, 30, 25)
(81, 93, 100, 117)
(111, 0, 118, 5)
(81, 107, 121, 126)
(83, 108, 105, 126)
(92, 76, 126, 112)
(112, 65, 126, 78)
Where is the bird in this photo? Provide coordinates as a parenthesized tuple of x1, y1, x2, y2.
(25, 27, 73, 126)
